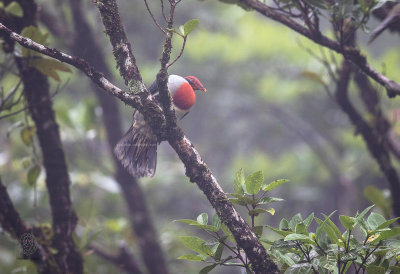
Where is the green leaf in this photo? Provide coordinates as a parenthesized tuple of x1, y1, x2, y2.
(279, 218, 289, 230)
(367, 212, 386, 230)
(270, 249, 296, 266)
(177, 254, 205, 261)
(356, 205, 375, 220)
(175, 219, 198, 225)
(212, 214, 221, 230)
(233, 168, 245, 194)
(199, 264, 217, 274)
(5, 1, 23, 17)
(245, 170, 264, 195)
(229, 198, 245, 205)
(289, 213, 303, 231)
(266, 225, 292, 237)
(339, 215, 356, 230)
(322, 213, 342, 240)
(315, 211, 338, 243)
(253, 226, 263, 238)
(178, 25, 185, 36)
(376, 217, 400, 230)
(221, 224, 236, 243)
(303, 213, 314, 228)
(248, 208, 275, 216)
(295, 222, 308, 235)
(30, 58, 71, 82)
(284, 263, 314, 273)
(27, 164, 40, 186)
(175, 219, 218, 232)
(179, 236, 214, 257)
(213, 243, 224, 261)
(230, 193, 253, 204)
(284, 233, 312, 243)
(365, 265, 385, 274)
(197, 213, 208, 225)
(20, 126, 35, 146)
(183, 19, 199, 36)
(369, 228, 400, 244)
(263, 179, 289, 192)
(258, 197, 284, 204)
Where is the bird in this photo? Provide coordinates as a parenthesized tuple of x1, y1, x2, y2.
(114, 74, 206, 177)
(369, 3, 400, 44)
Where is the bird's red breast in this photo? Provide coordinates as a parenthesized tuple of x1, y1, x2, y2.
(172, 81, 196, 110)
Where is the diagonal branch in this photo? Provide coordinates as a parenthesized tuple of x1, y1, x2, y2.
(335, 60, 400, 220)
(1, 8, 280, 274)
(67, 0, 169, 272)
(90, 244, 142, 273)
(0, 23, 166, 132)
(237, 0, 400, 97)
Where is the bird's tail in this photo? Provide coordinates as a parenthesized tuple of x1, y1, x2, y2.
(114, 124, 157, 177)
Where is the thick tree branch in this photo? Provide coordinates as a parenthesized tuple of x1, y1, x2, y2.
(0, 23, 166, 135)
(90, 244, 142, 273)
(96, 0, 143, 90)
(157, 1, 178, 131)
(335, 60, 400, 219)
(95, 0, 278, 272)
(67, 0, 169, 272)
(237, 0, 400, 97)
(16, 59, 83, 273)
(354, 70, 400, 161)
(1, 5, 279, 273)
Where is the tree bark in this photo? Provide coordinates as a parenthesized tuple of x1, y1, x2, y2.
(16, 62, 83, 273)
(68, 0, 169, 272)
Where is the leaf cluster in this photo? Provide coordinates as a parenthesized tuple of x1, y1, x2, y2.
(176, 169, 288, 273)
(265, 206, 400, 273)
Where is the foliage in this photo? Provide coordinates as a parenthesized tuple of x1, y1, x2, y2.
(177, 169, 400, 273)
(176, 169, 288, 273)
(18, 26, 71, 82)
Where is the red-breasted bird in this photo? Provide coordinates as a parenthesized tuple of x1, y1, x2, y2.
(114, 75, 206, 177)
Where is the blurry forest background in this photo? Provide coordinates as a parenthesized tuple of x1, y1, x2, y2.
(1, 0, 400, 273)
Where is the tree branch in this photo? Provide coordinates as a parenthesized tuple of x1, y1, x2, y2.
(16, 57, 84, 273)
(237, 0, 400, 97)
(0, 23, 167, 133)
(95, 0, 279, 271)
(90, 244, 142, 273)
(143, 0, 167, 34)
(67, 0, 169, 272)
(335, 60, 400, 220)
(1, 6, 280, 273)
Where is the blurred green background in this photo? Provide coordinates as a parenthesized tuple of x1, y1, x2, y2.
(1, 0, 400, 273)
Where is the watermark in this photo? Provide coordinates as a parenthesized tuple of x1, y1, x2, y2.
(15, 233, 38, 259)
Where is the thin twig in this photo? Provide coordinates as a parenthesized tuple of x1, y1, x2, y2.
(143, 0, 167, 34)
(160, 0, 167, 22)
(166, 36, 186, 68)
